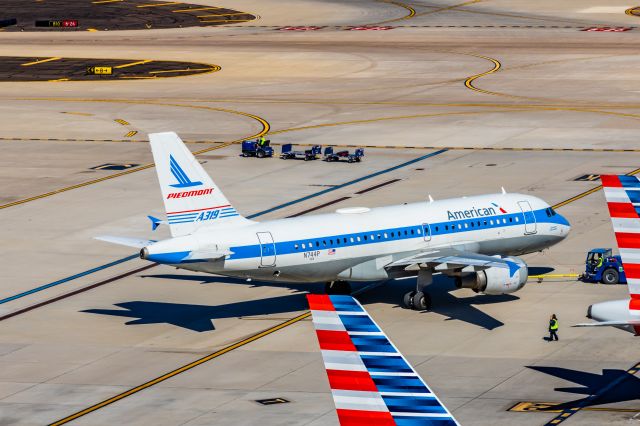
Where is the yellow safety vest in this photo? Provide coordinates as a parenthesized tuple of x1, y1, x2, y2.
(550, 319, 559, 330)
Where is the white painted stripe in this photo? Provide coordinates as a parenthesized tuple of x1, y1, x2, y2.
(611, 218, 640, 233)
(332, 390, 388, 412)
(336, 311, 368, 316)
(321, 350, 367, 371)
(311, 311, 346, 331)
(391, 412, 454, 418)
(348, 331, 384, 336)
(629, 282, 640, 296)
(604, 187, 631, 203)
(619, 249, 640, 263)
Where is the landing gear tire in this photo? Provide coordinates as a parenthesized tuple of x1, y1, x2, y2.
(325, 281, 352, 295)
(402, 291, 416, 309)
(402, 290, 431, 311)
(602, 268, 619, 285)
(412, 291, 430, 311)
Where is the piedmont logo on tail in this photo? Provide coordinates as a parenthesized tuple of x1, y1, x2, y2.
(96, 132, 570, 312)
(577, 175, 640, 334)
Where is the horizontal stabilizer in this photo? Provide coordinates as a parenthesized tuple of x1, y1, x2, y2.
(574, 320, 640, 327)
(95, 235, 156, 249)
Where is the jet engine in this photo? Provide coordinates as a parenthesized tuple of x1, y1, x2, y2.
(456, 257, 528, 294)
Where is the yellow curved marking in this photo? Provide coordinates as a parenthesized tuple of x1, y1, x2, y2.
(0, 101, 269, 210)
(626, 6, 640, 16)
(414, 0, 483, 18)
(372, 0, 416, 25)
(49, 312, 313, 425)
(270, 109, 524, 135)
(463, 54, 516, 98)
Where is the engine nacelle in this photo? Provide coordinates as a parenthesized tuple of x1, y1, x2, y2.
(456, 257, 528, 295)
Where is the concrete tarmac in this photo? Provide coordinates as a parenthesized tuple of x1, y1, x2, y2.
(1, 1, 640, 425)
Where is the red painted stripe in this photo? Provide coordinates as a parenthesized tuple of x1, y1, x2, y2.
(622, 264, 640, 280)
(608, 202, 639, 219)
(166, 204, 230, 214)
(316, 330, 356, 351)
(614, 233, 640, 249)
(601, 175, 623, 188)
(307, 294, 336, 311)
(327, 370, 378, 392)
(336, 409, 394, 426)
(630, 299, 640, 311)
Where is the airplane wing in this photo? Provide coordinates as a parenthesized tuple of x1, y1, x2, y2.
(307, 294, 459, 426)
(386, 248, 521, 275)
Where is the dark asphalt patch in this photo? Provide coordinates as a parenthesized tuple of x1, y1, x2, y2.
(0, 0, 255, 31)
(0, 56, 220, 81)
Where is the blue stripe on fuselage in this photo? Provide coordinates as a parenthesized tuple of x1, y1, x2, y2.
(153, 208, 567, 265)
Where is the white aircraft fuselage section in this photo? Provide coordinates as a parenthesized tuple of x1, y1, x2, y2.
(143, 192, 570, 283)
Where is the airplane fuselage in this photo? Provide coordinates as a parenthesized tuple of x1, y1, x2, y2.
(143, 193, 570, 283)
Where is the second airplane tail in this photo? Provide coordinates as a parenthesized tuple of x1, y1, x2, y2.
(149, 132, 252, 237)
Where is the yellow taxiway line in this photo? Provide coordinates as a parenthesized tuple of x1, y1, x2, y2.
(137, 1, 181, 8)
(114, 60, 152, 69)
(48, 311, 312, 425)
(21, 57, 61, 67)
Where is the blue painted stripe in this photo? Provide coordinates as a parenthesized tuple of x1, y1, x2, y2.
(393, 416, 456, 425)
(371, 375, 431, 393)
(0, 254, 139, 305)
(361, 355, 413, 373)
(383, 395, 447, 414)
(246, 149, 449, 219)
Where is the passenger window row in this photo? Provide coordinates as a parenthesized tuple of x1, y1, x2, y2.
(293, 227, 422, 250)
(433, 215, 519, 234)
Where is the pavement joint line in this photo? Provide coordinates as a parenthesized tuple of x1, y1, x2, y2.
(42, 155, 627, 425)
(173, 6, 220, 12)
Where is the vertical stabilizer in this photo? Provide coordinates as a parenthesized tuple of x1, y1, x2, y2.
(149, 132, 251, 237)
(601, 175, 640, 313)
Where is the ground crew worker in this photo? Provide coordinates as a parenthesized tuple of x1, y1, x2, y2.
(549, 314, 559, 341)
(258, 135, 267, 146)
(596, 255, 604, 269)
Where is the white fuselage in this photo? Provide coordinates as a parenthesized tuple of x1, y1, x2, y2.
(142, 193, 570, 283)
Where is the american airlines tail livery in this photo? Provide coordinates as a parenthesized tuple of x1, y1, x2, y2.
(98, 132, 571, 310)
(577, 175, 640, 334)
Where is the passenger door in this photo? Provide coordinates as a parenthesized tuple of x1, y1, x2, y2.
(517, 201, 537, 234)
(256, 232, 276, 267)
(422, 223, 432, 242)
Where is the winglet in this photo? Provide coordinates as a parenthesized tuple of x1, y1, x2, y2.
(306, 294, 459, 426)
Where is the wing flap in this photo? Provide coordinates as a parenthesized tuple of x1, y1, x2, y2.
(387, 249, 514, 274)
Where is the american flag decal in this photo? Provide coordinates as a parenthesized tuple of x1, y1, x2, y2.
(328, 248, 336, 255)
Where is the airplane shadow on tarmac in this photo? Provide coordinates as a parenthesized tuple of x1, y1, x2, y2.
(83, 273, 514, 332)
(527, 365, 640, 409)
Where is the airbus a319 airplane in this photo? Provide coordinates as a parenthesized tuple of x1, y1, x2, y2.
(98, 132, 571, 310)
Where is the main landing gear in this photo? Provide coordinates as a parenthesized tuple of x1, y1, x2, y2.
(402, 269, 433, 311)
(325, 280, 352, 295)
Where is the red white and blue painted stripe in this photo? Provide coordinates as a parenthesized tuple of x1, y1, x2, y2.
(166, 204, 239, 224)
(601, 175, 640, 311)
(307, 294, 459, 426)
